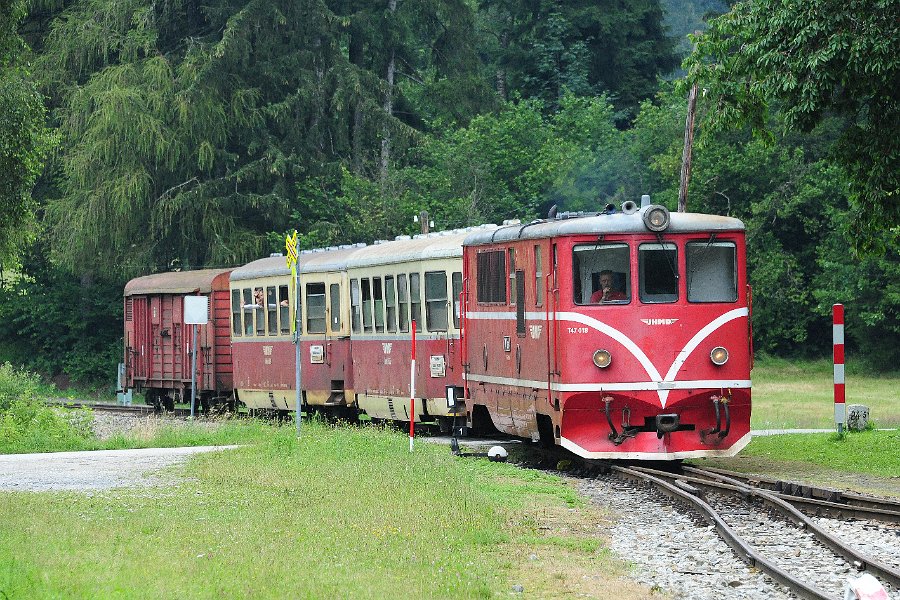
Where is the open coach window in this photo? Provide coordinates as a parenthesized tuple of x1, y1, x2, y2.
(639, 243, 678, 303)
(687, 241, 737, 302)
(572, 243, 630, 305)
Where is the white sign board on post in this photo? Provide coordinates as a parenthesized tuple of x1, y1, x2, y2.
(184, 296, 209, 324)
(184, 296, 208, 418)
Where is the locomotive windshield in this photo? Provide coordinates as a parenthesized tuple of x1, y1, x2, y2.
(686, 241, 737, 302)
(573, 243, 630, 305)
(639, 243, 678, 303)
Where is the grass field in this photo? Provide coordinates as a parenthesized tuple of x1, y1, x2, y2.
(0, 420, 654, 600)
(750, 356, 900, 429)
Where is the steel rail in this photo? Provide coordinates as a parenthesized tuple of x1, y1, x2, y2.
(629, 465, 900, 589)
(611, 465, 835, 600)
(694, 466, 900, 516)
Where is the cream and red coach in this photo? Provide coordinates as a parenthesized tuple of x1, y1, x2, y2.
(462, 200, 752, 459)
(123, 269, 234, 411)
(229, 247, 358, 417)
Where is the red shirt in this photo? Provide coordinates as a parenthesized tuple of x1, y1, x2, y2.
(590, 289, 627, 303)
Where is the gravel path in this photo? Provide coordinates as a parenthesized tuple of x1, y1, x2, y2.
(0, 413, 235, 492)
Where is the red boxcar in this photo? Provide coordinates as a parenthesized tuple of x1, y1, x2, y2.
(462, 202, 752, 459)
(124, 269, 234, 411)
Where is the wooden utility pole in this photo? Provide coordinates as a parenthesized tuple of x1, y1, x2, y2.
(678, 32, 701, 213)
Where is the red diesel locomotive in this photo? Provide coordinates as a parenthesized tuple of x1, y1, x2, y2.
(462, 198, 751, 459)
(122, 197, 751, 460)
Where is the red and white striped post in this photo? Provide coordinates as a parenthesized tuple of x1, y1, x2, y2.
(833, 304, 846, 434)
(410, 320, 417, 452)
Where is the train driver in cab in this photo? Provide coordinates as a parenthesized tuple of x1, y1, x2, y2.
(590, 270, 627, 303)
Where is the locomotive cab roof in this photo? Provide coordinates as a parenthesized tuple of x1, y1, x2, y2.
(463, 207, 744, 247)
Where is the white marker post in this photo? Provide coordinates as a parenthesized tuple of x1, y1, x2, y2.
(184, 295, 209, 419)
(410, 320, 417, 452)
(833, 304, 846, 434)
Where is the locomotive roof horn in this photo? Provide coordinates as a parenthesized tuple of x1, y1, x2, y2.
(621, 200, 638, 215)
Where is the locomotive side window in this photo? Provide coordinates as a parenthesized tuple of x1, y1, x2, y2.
(306, 283, 327, 334)
(508, 249, 516, 305)
(425, 271, 448, 332)
(330, 283, 341, 331)
(451, 272, 462, 329)
(639, 243, 678, 303)
(266, 287, 277, 335)
(350, 279, 361, 333)
(410, 273, 422, 328)
(398, 274, 409, 332)
(231, 290, 242, 336)
(535, 245, 544, 306)
(242, 288, 254, 335)
(361, 278, 374, 333)
(687, 241, 737, 302)
(279, 285, 290, 334)
(373, 277, 385, 333)
(385, 276, 397, 333)
(476, 250, 507, 303)
(573, 243, 630, 305)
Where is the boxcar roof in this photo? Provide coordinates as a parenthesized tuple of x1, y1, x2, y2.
(124, 268, 232, 296)
(463, 210, 745, 246)
(345, 226, 499, 269)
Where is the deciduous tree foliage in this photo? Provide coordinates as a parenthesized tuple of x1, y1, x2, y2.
(683, 0, 900, 250)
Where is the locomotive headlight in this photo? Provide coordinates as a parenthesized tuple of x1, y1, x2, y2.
(592, 349, 612, 369)
(710, 346, 729, 366)
(642, 205, 671, 232)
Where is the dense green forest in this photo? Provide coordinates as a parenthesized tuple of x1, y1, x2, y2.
(0, 0, 897, 385)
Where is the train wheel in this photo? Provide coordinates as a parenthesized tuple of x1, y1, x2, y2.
(162, 396, 175, 412)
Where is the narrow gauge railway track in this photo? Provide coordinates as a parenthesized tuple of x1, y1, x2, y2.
(612, 465, 900, 600)
(49, 401, 193, 418)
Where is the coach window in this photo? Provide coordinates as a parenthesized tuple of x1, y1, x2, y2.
(410, 273, 422, 328)
(254, 287, 266, 335)
(350, 279, 361, 333)
(639, 242, 678, 303)
(266, 287, 277, 335)
(306, 283, 327, 334)
(534, 245, 544, 306)
(329, 283, 342, 331)
(687, 241, 737, 302)
(279, 285, 290, 334)
(242, 288, 254, 335)
(373, 277, 385, 332)
(425, 271, 448, 331)
(451, 272, 462, 329)
(231, 290, 242, 336)
(573, 243, 630, 305)
(476, 250, 507, 303)
(361, 278, 374, 332)
(385, 276, 397, 332)
(508, 249, 516, 305)
(398, 274, 410, 332)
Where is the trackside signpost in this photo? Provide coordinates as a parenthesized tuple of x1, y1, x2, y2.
(410, 320, 417, 452)
(184, 295, 209, 419)
(286, 230, 301, 437)
(833, 304, 846, 434)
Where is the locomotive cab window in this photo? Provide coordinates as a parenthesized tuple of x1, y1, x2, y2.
(573, 243, 630, 305)
(687, 241, 737, 302)
(639, 243, 678, 303)
(476, 250, 507, 303)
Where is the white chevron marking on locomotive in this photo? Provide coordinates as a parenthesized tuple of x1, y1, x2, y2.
(465, 308, 749, 407)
